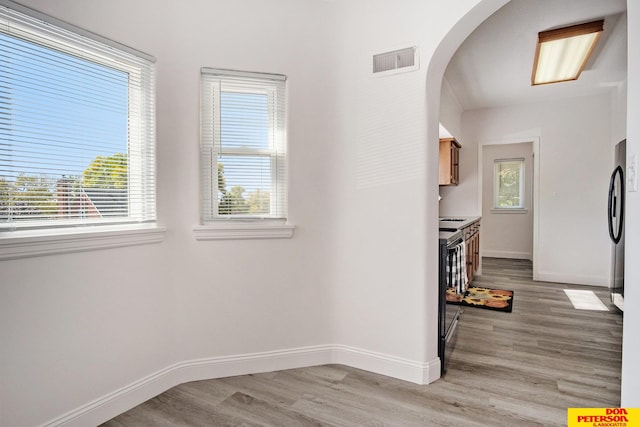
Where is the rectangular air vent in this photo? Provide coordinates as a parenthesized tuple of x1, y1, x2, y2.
(373, 46, 417, 75)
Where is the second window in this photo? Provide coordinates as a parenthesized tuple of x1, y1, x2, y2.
(200, 69, 287, 221)
(494, 158, 525, 209)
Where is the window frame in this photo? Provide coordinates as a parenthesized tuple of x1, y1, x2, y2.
(0, 1, 163, 258)
(493, 158, 525, 210)
(197, 68, 293, 240)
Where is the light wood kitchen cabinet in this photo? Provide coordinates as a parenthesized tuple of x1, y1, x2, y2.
(439, 138, 461, 186)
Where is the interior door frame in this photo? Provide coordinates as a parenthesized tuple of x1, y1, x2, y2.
(477, 136, 541, 280)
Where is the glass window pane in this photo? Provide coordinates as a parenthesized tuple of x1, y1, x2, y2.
(200, 69, 286, 221)
(217, 155, 271, 216)
(220, 91, 269, 150)
(0, 32, 129, 222)
(495, 160, 523, 208)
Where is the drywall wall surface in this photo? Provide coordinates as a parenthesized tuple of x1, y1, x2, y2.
(0, 0, 521, 424)
(611, 77, 628, 145)
(0, 0, 336, 425)
(481, 142, 533, 260)
(609, 11, 628, 147)
(324, 0, 500, 370)
(621, 0, 640, 408)
(462, 94, 612, 286)
(438, 132, 481, 217)
(440, 78, 464, 140)
(0, 243, 175, 427)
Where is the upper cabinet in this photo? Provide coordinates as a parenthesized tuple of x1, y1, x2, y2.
(439, 138, 461, 186)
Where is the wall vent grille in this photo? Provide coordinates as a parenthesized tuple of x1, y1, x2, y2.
(373, 47, 417, 74)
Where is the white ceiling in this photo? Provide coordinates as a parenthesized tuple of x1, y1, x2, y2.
(444, 0, 628, 111)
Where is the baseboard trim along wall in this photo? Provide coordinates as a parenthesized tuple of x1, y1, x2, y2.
(42, 345, 440, 427)
(331, 345, 441, 385)
(482, 250, 532, 260)
(536, 271, 610, 287)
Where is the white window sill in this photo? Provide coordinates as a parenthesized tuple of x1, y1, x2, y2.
(0, 224, 166, 261)
(490, 208, 528, 214)
(193, 221, 295, 240)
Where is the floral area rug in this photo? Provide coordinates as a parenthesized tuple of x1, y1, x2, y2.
(446, 286, 514, 313)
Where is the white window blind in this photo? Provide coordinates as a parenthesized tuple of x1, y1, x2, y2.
(200, 68, 287, 221)
(0, 3, 156, 231)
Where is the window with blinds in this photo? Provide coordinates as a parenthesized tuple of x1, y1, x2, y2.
(0, 3, 156, 231)
(200, 69, 287, 221)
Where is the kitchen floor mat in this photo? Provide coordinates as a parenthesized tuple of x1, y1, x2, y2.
(446, 286, 514, 313)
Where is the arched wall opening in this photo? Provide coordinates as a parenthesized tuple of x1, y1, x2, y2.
(425, 0, 640, 407)
(423, 0, 510, 367)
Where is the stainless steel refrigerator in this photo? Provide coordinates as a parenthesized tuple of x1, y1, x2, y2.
(608, 139, 625, 312)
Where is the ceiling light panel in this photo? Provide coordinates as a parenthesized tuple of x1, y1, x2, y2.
(532, 20, 604, 85)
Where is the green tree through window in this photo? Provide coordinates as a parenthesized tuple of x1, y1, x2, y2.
(216, 162, 270, 216)
(200, 68, 286, 221)
(495, 159, 524, 208)
(0, 5, 155, 230)
(83, 153, 128, 190)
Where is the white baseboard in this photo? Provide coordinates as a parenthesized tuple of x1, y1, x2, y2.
(483, 250, 532, 260)
(332, 345, 441, 385)
(536, 271, 609, 287)
(44, 345, 440, 427)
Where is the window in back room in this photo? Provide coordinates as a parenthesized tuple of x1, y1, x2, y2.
(494, 158, 525, 209)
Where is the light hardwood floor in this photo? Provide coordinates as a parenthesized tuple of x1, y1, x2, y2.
(102, 258, 622, 426)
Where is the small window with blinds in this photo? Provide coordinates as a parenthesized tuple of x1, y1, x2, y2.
(0, 4, 156, 232)
(200, 69, 287, 221)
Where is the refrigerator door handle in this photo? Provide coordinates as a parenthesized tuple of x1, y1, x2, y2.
(608, 165, 624, 244)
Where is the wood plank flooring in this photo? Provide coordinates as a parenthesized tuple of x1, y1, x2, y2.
(101, 258, 622, 426)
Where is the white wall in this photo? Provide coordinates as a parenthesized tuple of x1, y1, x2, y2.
(440, 78, 464, 140)
(438, 100, 479, 217)
(610, 13, 628, 147)
(0, 244, 176, 427)
(328, 0, 431, 369)
(0, 0, 507, 425)
(481, 142, 534, 260)
(10, 1, 633, 426)
(621, 0, 640, 408)
(612, 79, 628, 145)
(461, 94, 613, 286)
(1, 1, 336, 425)
(326, 0, 506, 375)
